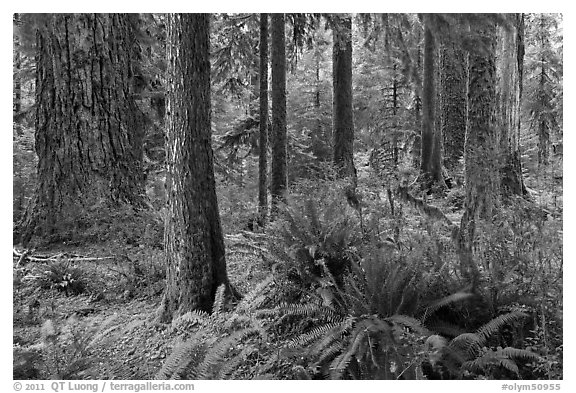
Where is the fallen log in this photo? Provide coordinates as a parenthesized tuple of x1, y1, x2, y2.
(13, 248, 115, 265)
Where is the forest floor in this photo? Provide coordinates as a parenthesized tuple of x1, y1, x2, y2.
(13, 167, 563, 380)
(13, 236, 270, 380)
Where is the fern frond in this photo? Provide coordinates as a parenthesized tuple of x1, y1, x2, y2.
(317, 341, 346, 375)
(498, 347, 540, 362)
(449, 333, 482, 360)
(329, 320, 370, 379)
(156, 336, 205, 380)
(212, 284, 226, 315)
(463, 350, 522, 376)
(236, 275, 274, 313)
(475, 311, 528, 345)
(387, 314, 428, 334)
(217, 344, 258, 378)
(194, 327, 261, 379)
(420, 291, 473, 322)
(288, 322, 341, 349)
(258, 302, 342, 323)
(497, 358, 520, 375)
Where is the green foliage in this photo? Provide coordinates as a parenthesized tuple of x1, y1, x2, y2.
(38, 262, 87, 296)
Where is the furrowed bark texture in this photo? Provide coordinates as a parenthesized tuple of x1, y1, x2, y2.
(161, 14, 230, 320)
(332, 15, 356, 182)
(258, 13, 269, 225)
(439, 37, 466, 171)
(496, 13, 526, 197)
(20, 13, 144, 245)
(459, 19, 499, 289)
(270, 14, 287, 215)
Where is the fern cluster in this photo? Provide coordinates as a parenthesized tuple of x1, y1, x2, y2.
(157, 281, 275, 380)
(427, 311, 539, 379)
(268, 197, 362, 289)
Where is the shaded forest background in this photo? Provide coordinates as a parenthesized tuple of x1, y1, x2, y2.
(13, 13, 562, 381)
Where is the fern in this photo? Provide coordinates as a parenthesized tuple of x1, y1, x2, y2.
(155, 336, 205, 380)
(476, 311, 528, 345)
(432, 313, 537, 379)
(421, 291, 473, 322)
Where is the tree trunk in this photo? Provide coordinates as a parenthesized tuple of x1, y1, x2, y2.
(20, 14, 145, 246)
(537, 14, 550, 167)
(420, 16, 443, 188)
(332, 15, 357, 184)
(412, 46, 422, 169)
(496, 13, 526, 197)
(160, 14, 233, 321)
(458, 18, 499, 289)
(258, 13, 269, 226)
(439, 37, 466, 171)
(270, 14, 287, 216)
(13, 13, 22, 116)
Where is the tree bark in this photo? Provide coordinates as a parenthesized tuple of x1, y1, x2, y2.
(332, 15, 356, 183)
(439, 37, 466, 171)
(258, 13, 269, 226)
(420, 16, 443, 188)
(458, 18, 499, 289)
(20, 14, 145, 245)
(412, 46, 422, 169)
(496, 13, 526, 197)
(270, 14, 287, 216)
(13, 13, 22, 116)
(160, 14, 233, 321)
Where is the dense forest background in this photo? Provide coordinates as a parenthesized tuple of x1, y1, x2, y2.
(13, 13, 563, 381)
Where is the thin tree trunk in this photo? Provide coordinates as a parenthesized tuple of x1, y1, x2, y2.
(420, 18, 434, 180)
(332, 14, 356, 184)
(537, 14, 550, 167)
(160, 14, 233, 321)
(270, 14, 287, 216)
(258, 13, 269, 225)
(497, 13, 526, 197)
(412, 45, 422, 169)
(13, 13, 21, 116)
(20, 13, 145, 245)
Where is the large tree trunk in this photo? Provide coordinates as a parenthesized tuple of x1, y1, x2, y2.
(332, 15, 356, 183)
(160, 14, 233, 321)
(270, 14, 287, 216)
(20, 14, 145, 245)
(496, 13, 526, 197)
(439, 37, 466, 171)
(458, 18, 499, 289)
(258, 13, 269, 226)
(420, 16, 443, 188)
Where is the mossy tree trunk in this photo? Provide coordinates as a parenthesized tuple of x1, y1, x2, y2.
(20, 13, 145, 246)
(439, 36, 466, 172)
(160, 14, 234, 321)
(497, 13, 527, 197)
(332, 14, 356, 184)
(258, 13, 269, 225)
(458, 18, 499, 290)
(420, 15, 444, 189)
(270, 14, 287, 216)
